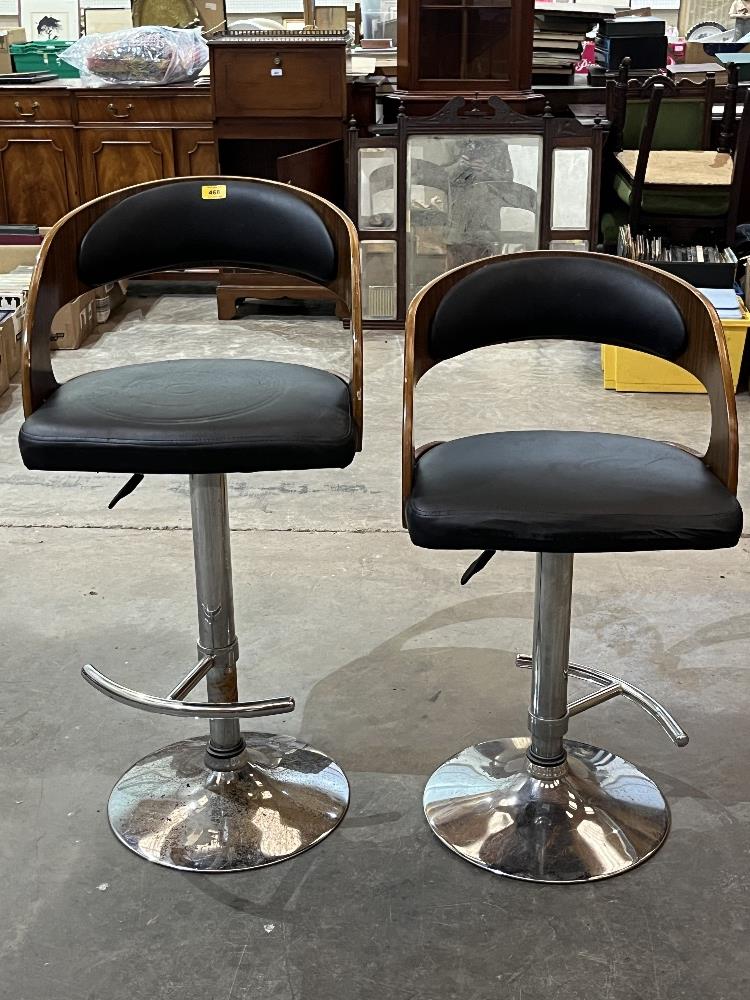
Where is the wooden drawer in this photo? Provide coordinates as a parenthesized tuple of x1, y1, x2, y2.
(76, 93, 212, 124)
(0, 93, 72, 123)
(212, 43, 346, 119)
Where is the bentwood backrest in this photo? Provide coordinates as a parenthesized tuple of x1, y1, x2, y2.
(23, 176, 363, 446)
(78, 180, 338, 286)
(402, 250, 739, 512)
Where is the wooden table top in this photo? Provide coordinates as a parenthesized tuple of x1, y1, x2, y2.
(615, 149, 734, 186)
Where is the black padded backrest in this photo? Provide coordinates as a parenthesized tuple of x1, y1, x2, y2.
(429, 256, 687, 363)
(78, 179, 337, 287)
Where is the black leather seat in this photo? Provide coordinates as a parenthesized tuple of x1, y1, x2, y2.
(19, 358, 356, 474)
(18, 177, 363, 478)
(406, 430, 742, 553)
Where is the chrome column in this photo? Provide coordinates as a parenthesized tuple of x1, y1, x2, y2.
(190, 473, 245, 758)
(528, 552, 573, 767)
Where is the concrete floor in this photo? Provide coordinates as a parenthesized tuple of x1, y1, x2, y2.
(1, 293, 749, 1000)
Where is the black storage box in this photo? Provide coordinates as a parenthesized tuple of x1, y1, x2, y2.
(651, 257, 738, 287)
(595, 33, 668, 70)
(600, 17, 666, 38)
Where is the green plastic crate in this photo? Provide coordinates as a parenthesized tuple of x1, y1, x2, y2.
(10, 41, 79, 79)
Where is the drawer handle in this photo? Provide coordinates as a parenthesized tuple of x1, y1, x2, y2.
(14, 101, 39, 119)
(107, 102, 134, 119)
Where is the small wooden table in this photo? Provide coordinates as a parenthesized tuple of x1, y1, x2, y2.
(615, 149, 734, 186)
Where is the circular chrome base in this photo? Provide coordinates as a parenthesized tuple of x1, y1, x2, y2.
(108, 733, 349, 871)
(423, 738, 670, 883)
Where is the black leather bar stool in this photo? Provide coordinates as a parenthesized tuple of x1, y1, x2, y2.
(19, 177, 363, 872)
(402, 251, 742, 883)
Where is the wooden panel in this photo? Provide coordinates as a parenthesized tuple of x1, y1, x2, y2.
(277, 139, 344, 205)
(215, 118, 344, 141)
(0, 93, 72, 123)
(0, 127, 78, 225)
(212, 43, 346, 119)
(174, 128, 218, 175)
(78, 128, 175, 201)
(76, 93, 213, 124)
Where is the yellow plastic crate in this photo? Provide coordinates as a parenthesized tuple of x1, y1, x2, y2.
(601, 303, 749, 393)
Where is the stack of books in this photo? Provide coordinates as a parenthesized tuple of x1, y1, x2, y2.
(532, 29, 583, 83)
(532, 4, 605, 84)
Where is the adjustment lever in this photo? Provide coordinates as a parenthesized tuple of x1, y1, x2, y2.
(109, 474, 144, 508)
(461, 549, 496, 585)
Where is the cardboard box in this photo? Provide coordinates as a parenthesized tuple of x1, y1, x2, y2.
(0, 316, 13, 396)
(50, 281, 128, 350)
(0, 243, 41, 273)
(94, 280, 128, 324)
(0, 307, 22, 379)
(0, 28, 26, 76)
(683, 42, 721, 66)
(0, 332, 9, 396)
(50, 290, 97, 351)
(195, 0, 226, 33)
(0, 241, 128, 355)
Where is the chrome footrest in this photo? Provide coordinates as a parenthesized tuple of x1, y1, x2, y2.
(516, 653, 688, 747)
(82, 662, 295, 720)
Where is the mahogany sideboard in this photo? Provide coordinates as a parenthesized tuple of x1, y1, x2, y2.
(0, 80, 217, 226)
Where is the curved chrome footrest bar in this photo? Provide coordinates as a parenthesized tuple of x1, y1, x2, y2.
(82, 663, 295, 719)
(515, 654, 688, 747)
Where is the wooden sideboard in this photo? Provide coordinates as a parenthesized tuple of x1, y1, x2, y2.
(0, 81, 216, 226)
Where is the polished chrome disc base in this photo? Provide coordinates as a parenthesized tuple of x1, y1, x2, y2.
(423, 737, 670, 883)
(108, 733, 349, 871)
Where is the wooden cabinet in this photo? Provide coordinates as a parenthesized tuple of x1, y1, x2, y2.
(0, 83, 214, 223)
(174, 128, 218, 176)
(211, 41, 347, 120)
(0, 126, 78, 225)
(397, 0, 534, 95)
(78, 128, 176, 201)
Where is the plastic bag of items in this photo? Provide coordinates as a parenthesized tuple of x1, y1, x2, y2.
(60, 27, 208, 87)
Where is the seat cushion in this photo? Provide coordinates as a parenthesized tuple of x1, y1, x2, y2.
(613, 170, 731, 217)
(19, 359, 356, 474)
(405, 431, 742, 554)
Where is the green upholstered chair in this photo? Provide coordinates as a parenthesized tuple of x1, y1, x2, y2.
(603, 60, 742, 244)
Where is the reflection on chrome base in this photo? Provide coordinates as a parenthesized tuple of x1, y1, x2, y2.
(423, 737, 669, 883)
(108, 732, 349, 872)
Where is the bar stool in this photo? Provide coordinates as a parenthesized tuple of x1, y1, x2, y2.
(19, 177, 363, 871)
(402, 251, 742, 883)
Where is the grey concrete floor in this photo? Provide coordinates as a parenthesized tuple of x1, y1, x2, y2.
(1, 293, 749, 1000)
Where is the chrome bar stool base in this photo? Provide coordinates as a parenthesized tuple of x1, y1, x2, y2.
(83, 473, 350, 871)
(108, 733, 349, 872)
(422, 552, 686, 883)
(423, 736, 669, 883)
